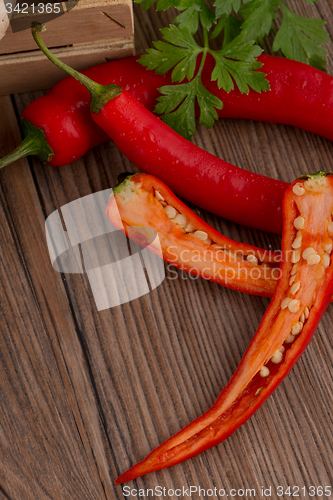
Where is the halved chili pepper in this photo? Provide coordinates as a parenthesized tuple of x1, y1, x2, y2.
(30, 24, 287, 234)
(107, 172, 333, 302)
(106, 173, 281, 297)
(4, 34, 333, 233)
(114, 171, 333, 482)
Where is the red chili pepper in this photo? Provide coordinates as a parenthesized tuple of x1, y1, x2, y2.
(4, 28, 333, 233)
(5, 53, 333, 168)
(114, 171, 333, 483)
(30, 24, 287, 234)
(6, 56, 169, 167)
(108, 172, 333, 301)
(107, 172, 281, 298)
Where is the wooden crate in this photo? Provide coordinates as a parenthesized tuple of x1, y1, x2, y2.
(0, 0, 134, 95)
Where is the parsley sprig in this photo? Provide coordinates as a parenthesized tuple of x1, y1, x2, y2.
(135, 0, 329, 138)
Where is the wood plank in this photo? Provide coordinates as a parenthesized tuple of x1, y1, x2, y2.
(0, 37, 134, 95)
(2, 0, 333, 496)
(0, 0, 134, 55)
(0, 96, 125, 499)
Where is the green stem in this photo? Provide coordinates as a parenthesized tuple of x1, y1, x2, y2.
(31, 23, 122, 114)
(197, 28, 209, 79)
(0, 120, 54, 169)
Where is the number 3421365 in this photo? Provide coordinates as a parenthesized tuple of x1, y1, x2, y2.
(5, 3, 61, 14)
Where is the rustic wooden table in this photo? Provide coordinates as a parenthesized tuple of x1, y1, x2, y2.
(1, 2, 333, 499)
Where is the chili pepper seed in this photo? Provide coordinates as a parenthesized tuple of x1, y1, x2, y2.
(290, 282, 301, 295)
(294, 216, 305, 230)
(260, 366, 270, 378)
(322, 253, 330, 268)
(291, 322, 303, 335)
(173, 213, 187, 228)
(164, 205, 178, 219)
(291, 250, 301, 263)
(155, 190, 165, 202)
(246, 255, 259, 265)
(288, 299, 300, 313)
(325, 243, 333, 254)
(307, 253, 321, 265)
(271, 350, 283, 364)
(185, 223, 196, 233)
(289, 275, 296, 286)
(193, 230, 209, 241)
(292, 233, 302, 249)
(293, 183, 305, 196)
(281, 297, 292, 309)
(302, 247, 316, 260)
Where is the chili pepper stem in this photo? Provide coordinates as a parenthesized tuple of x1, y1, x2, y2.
(0, 120, 54, 169)
(31, 22, 122, 114)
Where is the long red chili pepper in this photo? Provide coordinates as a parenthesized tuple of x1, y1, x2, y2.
(1, 56, 170, 168)
(107, 172, 281, 297)
(4, 53, 333, 167)
(2, 40, 333, 232)
(0, 42, 333, 233)
(114, 171, 333, 482)
(108, 171, 333, 299)
(31, 23, 287, 234)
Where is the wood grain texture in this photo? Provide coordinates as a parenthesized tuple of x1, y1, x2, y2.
(0, 0, 134, 55)
(1, 1, 333, 499)
(0, 38, 134, 95)
(0, 0, 134, 95)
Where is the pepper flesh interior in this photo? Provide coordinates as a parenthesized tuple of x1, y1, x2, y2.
(114, 173, 333, 483)
(106, 173, 280, 298)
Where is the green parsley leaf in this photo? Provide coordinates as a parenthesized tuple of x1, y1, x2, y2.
(197, 81, 224, 129)
(220, 30, 263, 62)
(214, 0, 241, 18)
(134, 0, 158, 12)
(210, 14, 228, 40)
(272, 1, 328, 71)
(155, 78, 222, 138)
(223, 14, 243, 46)
(156, 0, 176, 10)
(174, 0, 215, 32)
(239, 0, 279, 42)
(135, 0, 179, 11)
(136, 0, 329, 138)
(210, 13, 242, 44)
(210, 32, 269, 93)
(139, 24, 203, 81)
(155, 82, 197, 138)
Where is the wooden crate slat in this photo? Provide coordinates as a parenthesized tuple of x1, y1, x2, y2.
(0, 0, 133, 55)
(0, 37, 134, 95)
